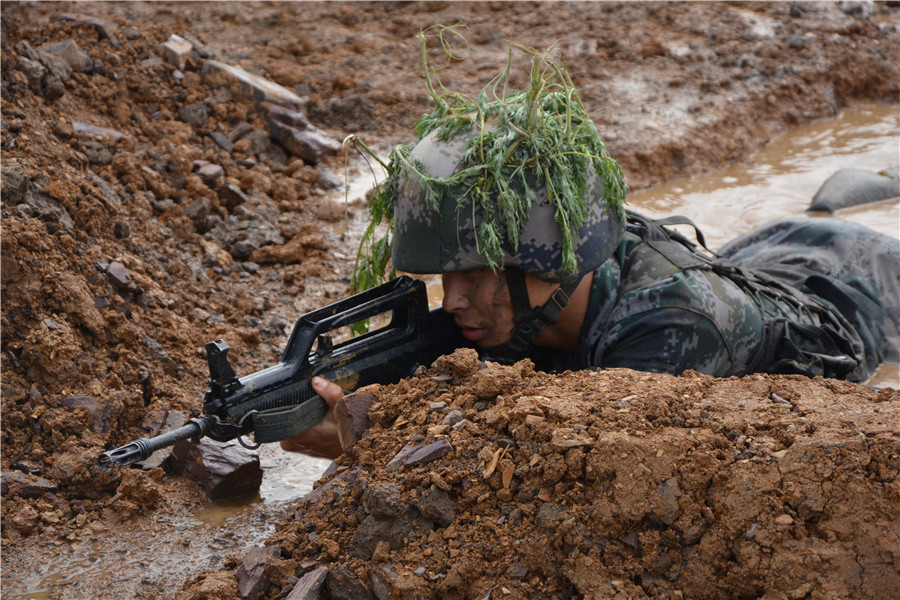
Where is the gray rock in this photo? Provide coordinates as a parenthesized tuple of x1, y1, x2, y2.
(649, 477, 682, 526)
(385, 443, 420, 472)
(326, 563, 374, 600)
(218, 183, 248, 210)
(368, 566, 395, 600)
(193, 162, 224, 188)
(405, 440, 453, 467)
(241, 129, 272, 156)
(1, 163, 29, 204)
(82, 141, 113, 165)
(106, 261, 129, 288)
(206, 209, 285, 261)
(16, 40, 72, 82)
(72, 120, 125, 142)
(236, 545, 280, 600)
(184, 197, 211, 230)
(86, 172, 122, 206)
(363, 483, 402, 519)
(179, 101, 209, 127)
(418, 487, 457, 527)
(41, 38, 93, 73)
(179, 32, 220, 60)
(267, 104, 340, 164)
(166, 438, 263, 500)
(201, 59, 304, 111)
(209, 131, 234, 153)
(285, 567, 328, 600)
(1, 470, 58, 498)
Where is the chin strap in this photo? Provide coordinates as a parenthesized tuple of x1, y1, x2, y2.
(479, 268, 581, 364)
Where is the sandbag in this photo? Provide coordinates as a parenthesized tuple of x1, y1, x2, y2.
(808, 166, 899, 213)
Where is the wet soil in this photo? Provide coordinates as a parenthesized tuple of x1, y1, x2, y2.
(1, 2, 898, 599)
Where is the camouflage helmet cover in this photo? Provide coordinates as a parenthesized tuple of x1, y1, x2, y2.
(391, 129, 626, 283)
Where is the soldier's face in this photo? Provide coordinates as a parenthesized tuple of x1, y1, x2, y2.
(441, 269, 515, 347)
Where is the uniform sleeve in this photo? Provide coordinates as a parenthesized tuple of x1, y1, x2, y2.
(588, 270, 765, 377)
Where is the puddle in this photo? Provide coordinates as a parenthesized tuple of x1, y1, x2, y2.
(3, 103, 897, 600)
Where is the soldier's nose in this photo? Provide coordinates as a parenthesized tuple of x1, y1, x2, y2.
(441, 273, 470, 313)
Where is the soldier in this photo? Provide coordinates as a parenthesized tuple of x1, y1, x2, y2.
(283, 50, 899, 458)
(284, 126, 899, 458)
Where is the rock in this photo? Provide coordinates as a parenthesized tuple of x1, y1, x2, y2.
(285, 566, 328, 600)
(368, 566, 395, 600)
(550, 429, 593, 449)
(209, 131, 234, 153)
(41, 38, 93, 73)
(418, 487, 457, 527)
(301, 467, 361, 505)
(1, 163, 29, 204)
(218, 183, 248, 210)
(193, 161, 225, 188)
(201, 59, 304, 111)
(160, 34, 193, 70)
(179, 101, 209, 127)
(235, 545, 280, 600)
(326, 563, 375, 600)
(385, 443, 420, 472)
(179, 31, 220, 60)
(15, 42, 66, 100)
(648, 478, 682, 526)
(334, 392, 374, 452)
(1, 470, 58, 498)
(267, 103, 341, 164)
(106, 261, 129, 288)
(72, 120, 125, 142)
(363, 483, 402, 519)
(16, 40, 72, 82)
(165, 438, 263, 500)
(184, 197, 211, 229)
(404, 440, 453, 467)
(9, 504, 40, 535)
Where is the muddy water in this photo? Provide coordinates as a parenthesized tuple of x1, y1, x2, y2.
(624, 102, 899, 388)
(626, 103, 899, 248)
(4, 104, 897, 600)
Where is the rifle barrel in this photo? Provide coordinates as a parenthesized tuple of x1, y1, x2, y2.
(98, 418, 210, 472)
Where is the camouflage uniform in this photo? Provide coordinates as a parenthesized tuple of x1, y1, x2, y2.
(388, 129, 899, 383)
(570, 214, 900, 383)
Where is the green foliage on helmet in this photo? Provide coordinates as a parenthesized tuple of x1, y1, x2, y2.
(351, 26, 627, 292)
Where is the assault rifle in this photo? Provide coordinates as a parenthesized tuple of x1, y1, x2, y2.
(98, 276, 464, 471)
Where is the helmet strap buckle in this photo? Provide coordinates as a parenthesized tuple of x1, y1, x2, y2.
(479, 268, 580, 364)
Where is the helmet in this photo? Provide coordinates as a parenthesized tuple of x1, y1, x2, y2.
(390, 127, 626, 283)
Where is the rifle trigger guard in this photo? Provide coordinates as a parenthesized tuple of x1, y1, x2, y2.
(237, 411, 261, 450)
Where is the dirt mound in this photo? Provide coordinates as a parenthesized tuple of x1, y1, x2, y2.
(1, 2, 898, 599)
(178, 349, 899, 600)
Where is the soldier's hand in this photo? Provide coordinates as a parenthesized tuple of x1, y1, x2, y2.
(279, 376, 344, 459)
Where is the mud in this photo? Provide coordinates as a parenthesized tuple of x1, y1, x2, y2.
(1, 2, 898, 599)
(194, 349, 900, 600)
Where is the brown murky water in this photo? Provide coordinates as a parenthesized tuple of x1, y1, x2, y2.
(4, 104, 897, 600)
